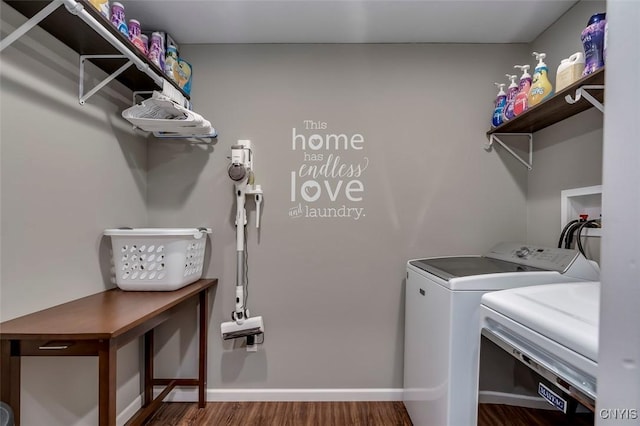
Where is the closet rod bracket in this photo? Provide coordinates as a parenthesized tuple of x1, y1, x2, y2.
(565, 85, 604, 113)
(79, 54, 132, 104)
(485, 133, 533, 170)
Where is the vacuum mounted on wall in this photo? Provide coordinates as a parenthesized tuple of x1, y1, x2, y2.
(221, 140, 265, 345)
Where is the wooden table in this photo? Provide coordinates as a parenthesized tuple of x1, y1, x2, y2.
(0, 278, 217, 426)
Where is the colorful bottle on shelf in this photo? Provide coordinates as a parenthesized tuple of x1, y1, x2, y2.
(147, 32, 165, 70)
(603, 21, 608, 62)
(110, 2, 128, 37)
(502, 74, 519, 121)
(128, 19, 147, 54)
(175, 59, 193, 95)
(513, 64, 532, 116)
(140, 34, 149, 55)
(528, 52, 554, 107)
(88, 0, 110, 19)
(581, 12, 607, 76)
(164, 45, 179, 82)
(492, 83, 507, 128)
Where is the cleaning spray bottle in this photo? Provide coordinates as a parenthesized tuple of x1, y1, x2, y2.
(491, 83, 507, 128)
(528, 52, 554, 107)
(502, 74, 519, 121)
(513, 64, 532, 116)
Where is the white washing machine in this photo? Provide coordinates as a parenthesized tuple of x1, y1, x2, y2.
(480, 281, 600, 413)
(403, 242, 600, 426)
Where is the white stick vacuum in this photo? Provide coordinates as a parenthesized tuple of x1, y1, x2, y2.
(221, 140, 264, 342)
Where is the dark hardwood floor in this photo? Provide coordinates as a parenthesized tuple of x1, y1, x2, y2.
(143, 402, 594, 425)
(144, 401, 411, 425)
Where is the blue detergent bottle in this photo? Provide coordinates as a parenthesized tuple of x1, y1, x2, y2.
(492, 83, 507, 128)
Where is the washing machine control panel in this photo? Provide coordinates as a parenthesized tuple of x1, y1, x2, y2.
(486, 242, 579, 273)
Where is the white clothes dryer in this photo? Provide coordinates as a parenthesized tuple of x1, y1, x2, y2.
(480, 281, 600, 413)
(403, 242, 599, 426)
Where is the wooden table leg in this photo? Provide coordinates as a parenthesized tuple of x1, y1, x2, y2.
(198, 290, 208, 408)
(143, 330, 154, 407)
(98, 339, 117, 426)
(1, 340, 20, 425)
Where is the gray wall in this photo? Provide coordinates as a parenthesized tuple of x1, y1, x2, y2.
(1, 0, 610, 422)
(146, 43, 530, 391)
(526, 0, 606, 260)
(1, 3, 147, 424)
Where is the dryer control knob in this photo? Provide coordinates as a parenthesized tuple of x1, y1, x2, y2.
(516, 247, 530, 258)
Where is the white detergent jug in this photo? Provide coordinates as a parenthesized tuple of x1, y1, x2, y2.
(556, 52, 585, 91)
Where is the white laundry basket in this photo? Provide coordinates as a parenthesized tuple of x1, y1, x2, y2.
(104, 228, 211, 291)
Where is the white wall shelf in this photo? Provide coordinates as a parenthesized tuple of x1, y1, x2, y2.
(2, 0, 189, 101)
(485, 68, 605, 170)
(2, 0, 218, 141)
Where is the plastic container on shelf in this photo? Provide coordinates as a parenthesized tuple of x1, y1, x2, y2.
(164, 45, 179, 82)
(174, 58, 193, 95)
(140, 34, 149, 55)
(88, 0, 110, 19)
(110, 2, 128, 37)
(104, 228, 211, 291)
(513, 64, 532, 116)
(581, 12, 607, 76)
(128, 19, 147, 53)
(556, 52, 585, 91)
(147, 31, 165, 69)
(528, 52, 554, 107)
(503, 74, 519, 121)
(491, 82, 507, 128)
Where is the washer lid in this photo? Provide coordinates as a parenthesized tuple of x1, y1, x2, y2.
(482, 282, 600, 362)
(409, 256, 544, 281)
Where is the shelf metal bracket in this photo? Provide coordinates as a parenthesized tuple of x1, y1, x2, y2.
(132, 90, 154, 105)
(62, 0, 164, 88)
(565, 85, 604, 113)
(485, 133, 533, 170)
(0, 0, 64, 52)
(79, 54, 132, 104)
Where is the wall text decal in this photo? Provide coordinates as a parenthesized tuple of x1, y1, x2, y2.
(289, 120, 369, 220)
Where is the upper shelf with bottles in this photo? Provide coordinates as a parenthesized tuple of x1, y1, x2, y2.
(4, 0, 189, 99)
(487, 67, 604, 136)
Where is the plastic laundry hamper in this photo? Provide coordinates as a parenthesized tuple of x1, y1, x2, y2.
(104, 228, 211, 291)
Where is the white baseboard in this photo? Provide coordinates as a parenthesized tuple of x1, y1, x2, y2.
(117, 395, 142, 426)
(125, 389, 554, 413)
(478, 390, 553, 410)
(153, 388, 404, 402)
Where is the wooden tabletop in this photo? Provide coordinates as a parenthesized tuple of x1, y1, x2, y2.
(0, 279, 217, 341)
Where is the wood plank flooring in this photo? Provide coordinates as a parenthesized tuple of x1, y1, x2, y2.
(144, 401, 411, 425)
(478, 404, 594, 426)
(143, 402, 595, 426)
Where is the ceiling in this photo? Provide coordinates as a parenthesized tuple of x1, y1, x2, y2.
(122, 0, 579, 45)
